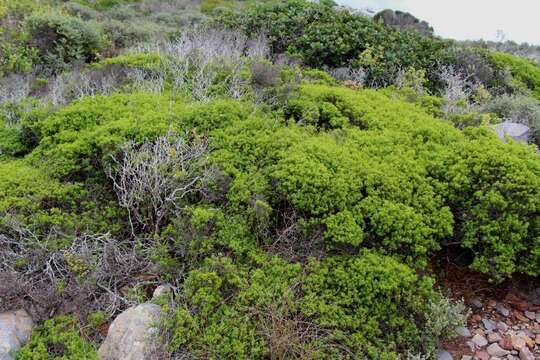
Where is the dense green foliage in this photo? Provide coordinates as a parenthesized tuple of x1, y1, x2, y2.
(16, 315, 97, 359)
(490, 51, 540, 99)
(217, 0, 450, 86)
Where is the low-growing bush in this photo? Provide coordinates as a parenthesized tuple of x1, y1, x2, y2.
(302, 251, 437, 358)
(490, 51, 540, 99)
(16, 315, 97, 359)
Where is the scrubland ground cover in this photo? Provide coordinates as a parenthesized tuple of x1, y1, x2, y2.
(0, 0, 539, 359)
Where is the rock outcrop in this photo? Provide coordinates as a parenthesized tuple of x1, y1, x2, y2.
(0, 310, 34, 360)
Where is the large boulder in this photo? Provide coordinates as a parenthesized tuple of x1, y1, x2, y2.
(98, 303, 162, 360)
(495, 121, 530, 144)
(0, 310, 34, 360)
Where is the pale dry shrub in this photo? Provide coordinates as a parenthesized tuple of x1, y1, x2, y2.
(107, 133, 212, 234)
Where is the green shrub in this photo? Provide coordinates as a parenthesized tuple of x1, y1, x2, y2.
(16, 315, 97, 360)
(0, 159, 121, 237)
(62, 2, 101, 20)
(302, 251, 437, 358)
(29, 92, 179, 179)
(217, 0, 450, 87)
(103, 19, 165, 48)
(444, 133, 540, 280)
(0, 41, 34, 76)
(25, 13, 107, 70)
(212, 84, 539, 279)
(166, 255, 302, 359)
(490, 51, 540, 99)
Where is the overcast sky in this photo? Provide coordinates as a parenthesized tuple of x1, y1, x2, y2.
(337, 0, 540, 45)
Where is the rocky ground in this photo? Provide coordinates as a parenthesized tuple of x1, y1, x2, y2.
(438, 263, 540, 360)
(2, 263, 539, 360)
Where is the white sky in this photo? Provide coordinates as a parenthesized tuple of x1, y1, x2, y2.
(337, 0, 540, 45)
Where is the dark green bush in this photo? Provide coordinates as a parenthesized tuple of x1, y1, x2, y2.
(25, 13, 107, 70)
(217, 0, 450, 87)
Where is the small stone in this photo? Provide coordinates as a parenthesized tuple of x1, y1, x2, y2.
(511, 336, 526, 350)
(455, 326, 472, 337)
(490, 357, 503, 360)
(516, 302, 529, 312)
(474, 328, 485, 336)
(472, 333, 489, 347)
(522, 336, 534, 348)
(466, 340, 475, 352)
(524, 311, 535, 321)
(488, 332, 503, 343)
(514, 312, 529, 322)
(518, 346, 534, 360)
(470, 298, 483, 310)
(437, 350, 453, 360)
(499, 337, 513, 350)
(461, 356, 472, 360)
(488, 299, 497, 308)
(474, 350, 489, 360)
(497, 321, 509, 332)
(497, 303, 511, 317)
(535, 313, 540, 323)
(472, 314, 482, 322)
(482, 318, 496, 332)
(152, 284, 173, 300)
(487, 343, 510, 356)
(534, 334, 540, 345)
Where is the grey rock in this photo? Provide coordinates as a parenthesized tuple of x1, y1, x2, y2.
(152, 284, 173, 300)
(496, 303, 510, 317)
(0, 310, 34, 360)
(466, 340, 475, 352)
(523, 311, 535, 320)
(497, 321, 509, 332)
(98, 303, 162, 360)
(487, 343, 509, 356)
(461, 356, 472, 360)
(472, 333, 488, 347)
(470, 298, 483, 310)
(482, 318, 495, 332)
(373, 9, 434, 37)
(495, 122, 529, 144)
(437, 350, 453, 360)
(518, 346, 534, 360)
(455, 326, 471, 337)
(488, 332, 503, 343)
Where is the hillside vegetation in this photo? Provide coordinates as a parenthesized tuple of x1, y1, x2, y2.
(0, 0, 539, 359)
